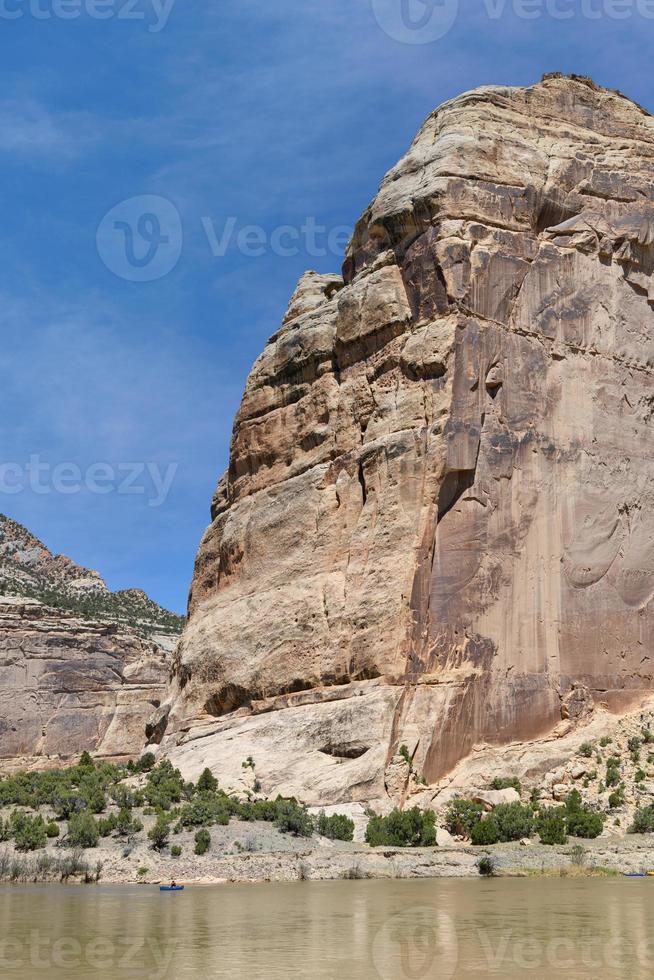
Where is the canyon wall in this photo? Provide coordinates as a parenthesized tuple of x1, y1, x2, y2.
(161, 75, 654, 806)
(0, 515, 181, 767)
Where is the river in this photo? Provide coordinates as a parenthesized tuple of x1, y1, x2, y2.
(1, 877, 654, 978)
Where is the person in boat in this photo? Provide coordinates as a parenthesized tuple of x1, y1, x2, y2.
(170, 880, 177, 888)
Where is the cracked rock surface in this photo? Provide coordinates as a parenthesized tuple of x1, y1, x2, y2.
(162, 75, 654, 806)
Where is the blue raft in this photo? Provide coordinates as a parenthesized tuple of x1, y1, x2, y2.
(160, 885, 185, 891)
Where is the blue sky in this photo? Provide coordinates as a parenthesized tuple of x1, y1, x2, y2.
(1, 0, 653, 613)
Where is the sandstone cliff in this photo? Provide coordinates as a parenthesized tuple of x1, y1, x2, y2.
(0, 515, 183, 766)
(161, 75, 654, 807)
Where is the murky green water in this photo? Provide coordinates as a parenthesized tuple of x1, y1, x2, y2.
(1, 877, 654, 978)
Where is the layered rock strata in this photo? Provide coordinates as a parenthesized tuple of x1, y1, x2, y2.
(162, 75, 654, 806)
(0, 515, 181, 765)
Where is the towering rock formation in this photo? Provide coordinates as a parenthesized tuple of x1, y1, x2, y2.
(162, 75, 654, 806)
(0, 515, 183, 767)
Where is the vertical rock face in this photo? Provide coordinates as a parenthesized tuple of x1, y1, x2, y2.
(164, 75, 654, 805)
(0, 515, 183, 767)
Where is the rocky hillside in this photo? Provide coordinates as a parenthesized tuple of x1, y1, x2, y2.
(0, 515, 184, 767)
(0, 514, 184, 641)
(158, 74, 654, 811)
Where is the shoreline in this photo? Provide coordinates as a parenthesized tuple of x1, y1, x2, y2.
(4, 836, 654, 886)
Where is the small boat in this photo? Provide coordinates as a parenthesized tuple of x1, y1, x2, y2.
(160, 885, 185, 891)
(623, 873, 647, 878)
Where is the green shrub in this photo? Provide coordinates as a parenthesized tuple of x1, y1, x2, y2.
(97, 815, 117, 838)
(608, 787, 625, 809)
(537, 808, 567, 845)
(579, 742, 594, 758)
(68, 812, 99, 849)
(148, 814, 172, 851)
(365, 808, 436, 847)
(170, 844, 182, 857)
(53, 793, 86, 821)
(567, 809, 604, 839)
(470, 815, 500, 845)
(12, 813, 47, 851)
(477, 856, 495, 876)
(316, 811, 355, 842)
(398, 745, 412, 765)
(275, 800, 314, 838)
(628, 737, 642, 754)
(79, 751, 94, 769)
(490, 777, 522, 794)
(45, 821, 60, 839)
(194, 829, 211, 855)
(144, 761, 185, 810)
(570, 844, 586, 866)
(564, 790, 604, 839)
(493, 803, 534, 842)
(445, 799, 484, 838)
(605, 759, 621, 788)
(642, 728, 654, 745)
(116, 807, 142, 837)
(635, 769, 646, 783)
(137, 752, 156, 772)
(629, 805, 654, 834)
(599, 736, 612, 747)
(197, 768, 218, 793)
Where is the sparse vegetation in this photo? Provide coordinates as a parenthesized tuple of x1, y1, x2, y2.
(537, 808, 568, 845)
(445, 799, 484, 838)
(197, 768, 218, 793)
(365, 808, 436, 847)
(477, 856, 496, 876)
(629, 805, 654, 834)
(316, 811, 355, 842)
(490, 777, 522, 794)
(194, 828, 211, 855)
(148, 813, 173, 851)
(565, 790, 604, 839)
(470, 803, 534, 846)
